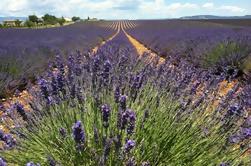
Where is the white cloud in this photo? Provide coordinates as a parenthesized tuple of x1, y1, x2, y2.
(167, 3, 198, 11)
(202, 2, 214, 9)
(7, 0, 28, 12)
(0, 0, 249, 19)
(219, 5, 246, 13)
(201, 2, 246, 14)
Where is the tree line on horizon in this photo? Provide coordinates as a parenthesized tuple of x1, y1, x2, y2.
(0, 14, 83, 28)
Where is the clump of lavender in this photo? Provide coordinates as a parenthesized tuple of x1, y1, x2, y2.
(0, 131, 16, 149)
(118, 108, 136, 134)
(72, 121, 85, 144)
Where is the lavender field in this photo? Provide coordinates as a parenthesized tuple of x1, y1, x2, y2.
(0, 12, 251, 166)
(0, 21, 114, 98)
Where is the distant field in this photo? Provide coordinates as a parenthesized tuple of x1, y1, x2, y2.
(128, 20, 251, 81)
(195, 19, 251, 27)
(0, 21, 115, 98)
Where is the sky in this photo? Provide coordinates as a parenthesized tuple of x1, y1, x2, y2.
(0, 0, 250, 19)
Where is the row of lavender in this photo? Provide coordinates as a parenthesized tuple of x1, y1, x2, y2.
(127, 20, 251, 143)
(0, 30, 250, 164)
(127, 20, 251, 81)
(0, 21, 115, 98)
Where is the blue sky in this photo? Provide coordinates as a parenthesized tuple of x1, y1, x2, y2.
(0, 0, 250, 19)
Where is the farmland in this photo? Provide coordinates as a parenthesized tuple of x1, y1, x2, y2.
(0, 19, 251, 165)
(0, 21, 114, 98)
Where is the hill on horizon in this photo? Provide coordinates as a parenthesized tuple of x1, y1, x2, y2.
(180, 15, 251, 19)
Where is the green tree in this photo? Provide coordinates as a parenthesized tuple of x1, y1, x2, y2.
(24, 20, 34, 28)
(28, 15, 39, 24)
(42, 14, 58, 25)
(15, 19, 22, 27)
(58, 17, 66, 26)
(72, 16, 80, 22)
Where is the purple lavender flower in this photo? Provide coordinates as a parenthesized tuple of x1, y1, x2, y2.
(72, 121, 85, 144)
(38, 78, 50, 99)
(228, 135, 240, 144)
(70, 84, 76, 99)
(93, 56, 100, 73)
(94, 126, 99, 144)
(51, 75, 58, 96)
(26, 162, 40, 166)
(117, 109, 123, 129)
(0, 130, 4, 140)
(243, 117, 251, 128)
(219, 162, 230, 166)
(114, 87, 120, 103)
(55, 55, 65, 75)
(103, 139, 112, 162)
(3, 134, 16, 148)
(228, 104, 242, 116)
(241, 128, 251, 139)
(47, 156, 56, 166)
(101, 104, 111, 128)
(121, 111, 129, 130)
(127, 109, 136, 135)
(126, 157, 136, 166)
(124, 140, 136, 153)
(57, 73, 65, 93)
(104, 60, 111, 71)
(15, 103, 28, 121)
(119, 95, 127, 110)
(102, 60, 112, 84)
(0, 158, 6, 166)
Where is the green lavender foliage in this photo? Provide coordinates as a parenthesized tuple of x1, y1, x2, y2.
(203, 41, 250, 70)
(1, 84, 250, 165)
